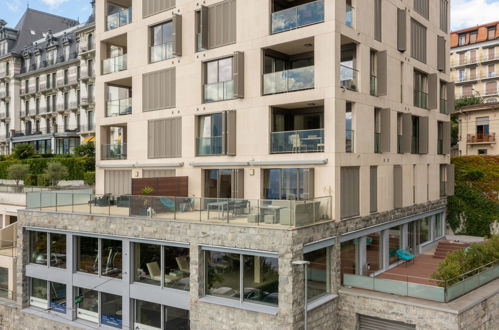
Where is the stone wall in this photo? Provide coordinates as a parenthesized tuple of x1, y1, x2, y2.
(457, 293, 499, 330)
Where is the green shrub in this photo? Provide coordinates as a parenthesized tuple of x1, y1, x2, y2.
(141, 187, 154, 195)
(37, 174, 49, 187)
(84, 171, 95, 185)
(11, 143, 35, 159)
(6, 164, 30, 187)
(73, 143, 95, 157)
(432, 236, 499, 286)
(44, 162, 69, 186)
(24, 174, 38, 186)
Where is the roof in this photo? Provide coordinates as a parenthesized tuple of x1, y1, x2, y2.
(458, 102, 499, 113)
(9, 8, 79, 54)
(451, 21, 499, 35)
(451, 21, 499, 49)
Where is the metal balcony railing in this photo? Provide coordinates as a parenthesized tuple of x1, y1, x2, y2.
(467, 133, 496, 144)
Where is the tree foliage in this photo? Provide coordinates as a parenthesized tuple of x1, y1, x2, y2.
(455, 96, 483, 110)
(12, 143, 35, 160)
(73, 142, 95, 158)
(44, 162, 69, 186)
(7, 164, 30, 187)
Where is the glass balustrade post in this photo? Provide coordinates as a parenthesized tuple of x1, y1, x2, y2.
(55, 193, 58, 212)
(174, 196, 177, 220)
(72, 194, 74, 213)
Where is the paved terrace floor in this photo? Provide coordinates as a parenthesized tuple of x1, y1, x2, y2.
(377, 254, 442, 286)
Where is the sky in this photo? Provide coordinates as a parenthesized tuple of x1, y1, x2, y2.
(1, 0, 499, 31)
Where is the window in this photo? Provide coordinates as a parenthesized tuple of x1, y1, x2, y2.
(411, 19, 427, 63)
(488, 27, 496, 40)
(101, 293, 122, 328)
(197, 111, 236, 156)
(263, 168, 314, 200)
(411, 116, 420, 154)
(77, 236, 98, 274)
(133, 242, 190, 291)
(76, 288, 98, 323)
(50, 233, 66, 269)
(0, 267, 8, 299)
(478, 149, 488, 155)
(150, 21, 174, 63)
(345, 0, 353, 27)
(101, 239, 122, 279)
(30, 231, 47, 265)
(204, 57, 234, 102)
(50, 282, 66, 313)
(365, 232, 382, 275)
(470, 31, 478, 43)
(304, 247, 330, 301)
(435, 214, 444, 238)
(458, 34, 466, 46)
(340, 44, 357, 91)
(414, 70, 428, 109)
(370, 166, 377, 213)
(437, 122, 444, 155)
(64, 45, 70, 61)
(205, 250, 279, 306)
(135, 300, 161, 329)
(204, 169, 244, 199)
(476, 116, 490, 139)
(374, 108, 381, 153)
(30, 278, 48, 309)
(345, 102, 353, 152)
(419, 217, 431, 244)
(388, 226, 402, 265)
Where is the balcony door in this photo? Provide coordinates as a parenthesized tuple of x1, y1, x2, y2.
(204, 169, 243, 199)
(476, 117, 489, 139)
(263, 168, 314, 200)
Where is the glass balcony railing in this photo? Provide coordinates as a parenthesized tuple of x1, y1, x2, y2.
(340, 65, 358, 91)
(374, 132, 381, 153)
(106, 8, 132, 31)
(196, 136, 223, 156)
(204, 80, 234, 103)
(345, 3, 353, 27)
(106, 98, 132, 117)
(346, 130, 354, 153)
(103, 54, 127, 75)
(440, 98, 448, 114)
(102, 144, 127, 160)
(26, 192, 333, 228)
(271, 129, 324, 153)
(150, 42, 174, 63)
(263, 66, 315, 95)
(271, 0, 324, 34)
(370, 75, 377, 96)
(414, 90, 429, 109)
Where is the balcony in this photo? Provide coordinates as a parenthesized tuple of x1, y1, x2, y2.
(26, 191, 332, 228)
(150, 42, 174, 63)
(340, 65, 358, 91)
(106, 8, 132, 31)
(467, 133, 496, 144)
(271, 129, 324, 153)
(263, 66, 314, 95)
(204, 80, 234, 103)
(81, 67, 95, 80)
(414, 90, 429, 109)
(271, 0, 324, 34)
(196, 136, 223, 156)
(69, 101, 79, 110)
(106, 98, 132, 117)
(103, 54, 127, 75)
(102, 143, 127, 160)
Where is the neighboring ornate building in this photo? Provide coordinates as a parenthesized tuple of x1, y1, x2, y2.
(0, 7, 95, 155)
(456, 102, 498, 155)
(450, 21, 499, 102)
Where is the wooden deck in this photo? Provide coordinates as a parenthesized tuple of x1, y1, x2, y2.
(377, 254, 443, 286)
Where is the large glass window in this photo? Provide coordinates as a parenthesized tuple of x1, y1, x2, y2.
(0, 268, 8, 298)
(30, 278, 48, 309)
(197, 113, 224, 155)
(77, 236, 98, 274)
(134, 243, 161, 286)
(165, 306, 189, 330)
(365, 232, 382, 276)
(101, 239, 123, 279)
(76, 288, 99, 323)
(135, 300, 161, 330)
(304, 247, 330, 301)
(206, 250, 279, 306)
(164, 246, 190, 290)
(340, 239, 358, 282)
(435, 214, 444, 238)
(151, 21, 173, 63)
(243, 255, 279, 306)
(50, 233, 66, 268)
(263, 168, 313, 200)
(204, 57, 234, 102)
(419, 217, 431, 244)
(388, 226, 402, 265)
(101, 293, 122, 328)
(50, 282, 66, 314)
(30, 231, 47, 265)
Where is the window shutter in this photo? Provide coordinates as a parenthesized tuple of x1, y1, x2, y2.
(437, 36, 446, 72)
(200, 6, 209, 50)
(340, 167, 359, 219)
(411, 19, 427, 63)
(303, 168, 315, 200)
(374, 0, 382, 42)
(105, 170, 132, 195)
(207, 0, 236, 50)
(380, 108, 391, 152)
(232, 51, 244, 98)
(231, 169, 244, 199)
(370, 166, 378, 213)
(418, 116, 428, 154)
(446, 164, 455, 196)
(428, 73, 438, 109)
(172, 14, 182, 57)
(143, 68, 176, 111)
(148, 117, 182, 158)
(442, 121, 451, 155)
(414, 0, 429, 19)
(377, 51, 387, 96)
(393, 165, 403, 208)
(397, 9, 407, 52)
(143, 0, 176, 18)
(225, 110, 237, 156)
(402, 113, 412, 153)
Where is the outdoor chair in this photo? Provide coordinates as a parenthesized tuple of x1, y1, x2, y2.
(396, 249, 415, 266)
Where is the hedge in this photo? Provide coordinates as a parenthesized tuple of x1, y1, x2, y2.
(0, 156, 95, 181)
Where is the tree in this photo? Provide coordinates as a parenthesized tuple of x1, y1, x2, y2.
(44, 162, 69, 186)
(73, 142, 95, 157)
(7, 164, 29, 187)
(12, 143, 35, 160)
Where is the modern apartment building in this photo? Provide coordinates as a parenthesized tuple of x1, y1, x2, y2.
(3, 1, 497, 330)
(0, 8, 96, 155)
(455, 102, 498, 155)
(450, 21, 499, 102)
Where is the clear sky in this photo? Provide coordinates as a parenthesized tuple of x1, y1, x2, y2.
(1, 0, 499, 31)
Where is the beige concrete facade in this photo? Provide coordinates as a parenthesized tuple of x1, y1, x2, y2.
(456, 102, 498, 155)
(94, 0, 452, 222)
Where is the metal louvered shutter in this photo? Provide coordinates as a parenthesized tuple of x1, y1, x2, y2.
(358, 315, 416, 330)
(104, 170, 132, 195)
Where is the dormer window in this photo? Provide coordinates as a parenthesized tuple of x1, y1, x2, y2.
(25, 57, 31, 71)
(35, 55, 41, 69)
(47, 49, 56, 65)
(64, 45, 70, 61)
